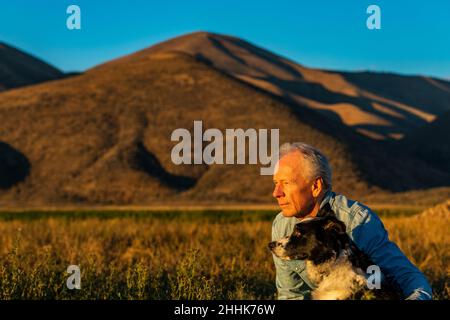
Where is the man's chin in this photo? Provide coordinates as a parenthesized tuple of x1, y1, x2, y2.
(281, 208, 307, 219)
(281, 208, 297, 217)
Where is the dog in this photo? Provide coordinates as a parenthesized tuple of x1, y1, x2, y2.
(269, 204, 400, 300)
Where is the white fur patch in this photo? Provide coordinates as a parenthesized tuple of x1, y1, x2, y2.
(277, 236, 289, 246)
(271, 236, 290, 259)
(306, 249, 367, 300)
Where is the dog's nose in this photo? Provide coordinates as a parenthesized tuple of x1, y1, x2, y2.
(268, 242, 276, 250)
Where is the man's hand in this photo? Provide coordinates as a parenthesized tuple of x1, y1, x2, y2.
(405, 289, 433, 300)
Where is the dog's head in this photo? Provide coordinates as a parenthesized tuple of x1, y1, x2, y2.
(268, 214, 349, 265)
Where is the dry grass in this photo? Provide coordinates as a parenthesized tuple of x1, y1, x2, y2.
(0, 218, 275, 299)
(383, 201, 450, 300)
(0, 206, 448, 300)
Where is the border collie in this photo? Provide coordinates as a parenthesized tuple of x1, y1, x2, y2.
(269, 205, 399, 300)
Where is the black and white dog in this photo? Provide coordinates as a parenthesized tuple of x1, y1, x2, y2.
(269, 205, 399, 300)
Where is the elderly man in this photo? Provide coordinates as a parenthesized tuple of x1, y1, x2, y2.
(271, 142, 432, 300)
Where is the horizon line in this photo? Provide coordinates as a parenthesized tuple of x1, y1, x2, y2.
(3, 31, 450, 82)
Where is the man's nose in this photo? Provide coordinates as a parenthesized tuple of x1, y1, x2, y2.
(273, 184, 284, 198)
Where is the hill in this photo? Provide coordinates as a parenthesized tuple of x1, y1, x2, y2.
(0, 32, 449, 206)
(0, 42, 63, 91)
(110, 32, 450, 140)
(400, 110, 450, 174)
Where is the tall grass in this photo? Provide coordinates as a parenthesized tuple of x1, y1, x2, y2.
(0, 208, 447, 299)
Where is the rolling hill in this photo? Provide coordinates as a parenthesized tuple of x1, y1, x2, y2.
(109, 32, 450, 140)
(0, 42, 63, 92)
(0, 32, 449, 207)
(402, 110, 450, 174)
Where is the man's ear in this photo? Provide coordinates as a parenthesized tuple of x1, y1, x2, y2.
(311, 177, 324, 198)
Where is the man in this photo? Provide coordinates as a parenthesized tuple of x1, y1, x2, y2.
(271, 142, 432, 300)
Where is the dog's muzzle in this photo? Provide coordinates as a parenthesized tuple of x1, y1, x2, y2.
(268, 241, 277, 250)
(268, 240, 285, 251)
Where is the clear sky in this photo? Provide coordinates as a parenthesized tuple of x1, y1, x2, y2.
(1, 0, 449, 79)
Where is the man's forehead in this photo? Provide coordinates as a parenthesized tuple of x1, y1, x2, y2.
(274, 152, 303, 176)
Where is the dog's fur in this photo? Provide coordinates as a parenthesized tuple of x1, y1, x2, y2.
(269, 205, 400, 300)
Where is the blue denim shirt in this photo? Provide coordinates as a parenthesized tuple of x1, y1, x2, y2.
(271, 191, 433, 300)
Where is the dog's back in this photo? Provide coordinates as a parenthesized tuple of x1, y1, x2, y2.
(313, 206, 402, 299)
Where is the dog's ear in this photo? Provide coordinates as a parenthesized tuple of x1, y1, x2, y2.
(323, 217, 346, 235)
(321, 217, 349, 250)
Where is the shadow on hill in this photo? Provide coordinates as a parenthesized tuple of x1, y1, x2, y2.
(0, 142, 30, 189)
(183, 44, 450, 193)
(130, 142, 196, 191)
(256, 75, 429, 136)
(339, 71, 450, 116)
(208, 34, 305, 80)
(0, 42, 64, 90)
(62, 71, 83, 78)
(222, 67, 450, 193)
(400, 111, 450, 174)
(202, 33, 448, 138)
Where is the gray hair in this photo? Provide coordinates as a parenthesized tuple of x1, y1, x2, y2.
(279, 142, 332, 191)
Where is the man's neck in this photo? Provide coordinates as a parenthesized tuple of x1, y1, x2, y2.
(297, 192, 326, 221)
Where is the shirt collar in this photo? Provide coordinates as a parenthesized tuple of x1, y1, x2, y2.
(319, 189, 333, 209)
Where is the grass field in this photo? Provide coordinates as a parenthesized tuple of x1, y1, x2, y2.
(0, 207, 448, 300)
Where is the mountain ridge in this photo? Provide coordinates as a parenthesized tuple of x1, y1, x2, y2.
(99, 31, 450, 140)
(0, 42, 64, 91)
(0, 32, 449, 207)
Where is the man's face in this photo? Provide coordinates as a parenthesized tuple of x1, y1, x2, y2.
(272, 151, 316, 218)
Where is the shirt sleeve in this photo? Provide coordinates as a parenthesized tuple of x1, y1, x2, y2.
(272, 255, 311, 300)
(272, 217, 311, 300)
(351, 209, 433, 300)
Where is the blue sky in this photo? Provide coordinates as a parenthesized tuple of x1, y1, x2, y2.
(1, 0, 449, 79)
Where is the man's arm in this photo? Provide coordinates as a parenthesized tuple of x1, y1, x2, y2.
(351, 209, 433, 300)
(272, 218, 311, 300)
(272, 255, 311, 300)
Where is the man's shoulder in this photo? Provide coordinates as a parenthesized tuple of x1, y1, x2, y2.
(328, 192, 377, 227)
